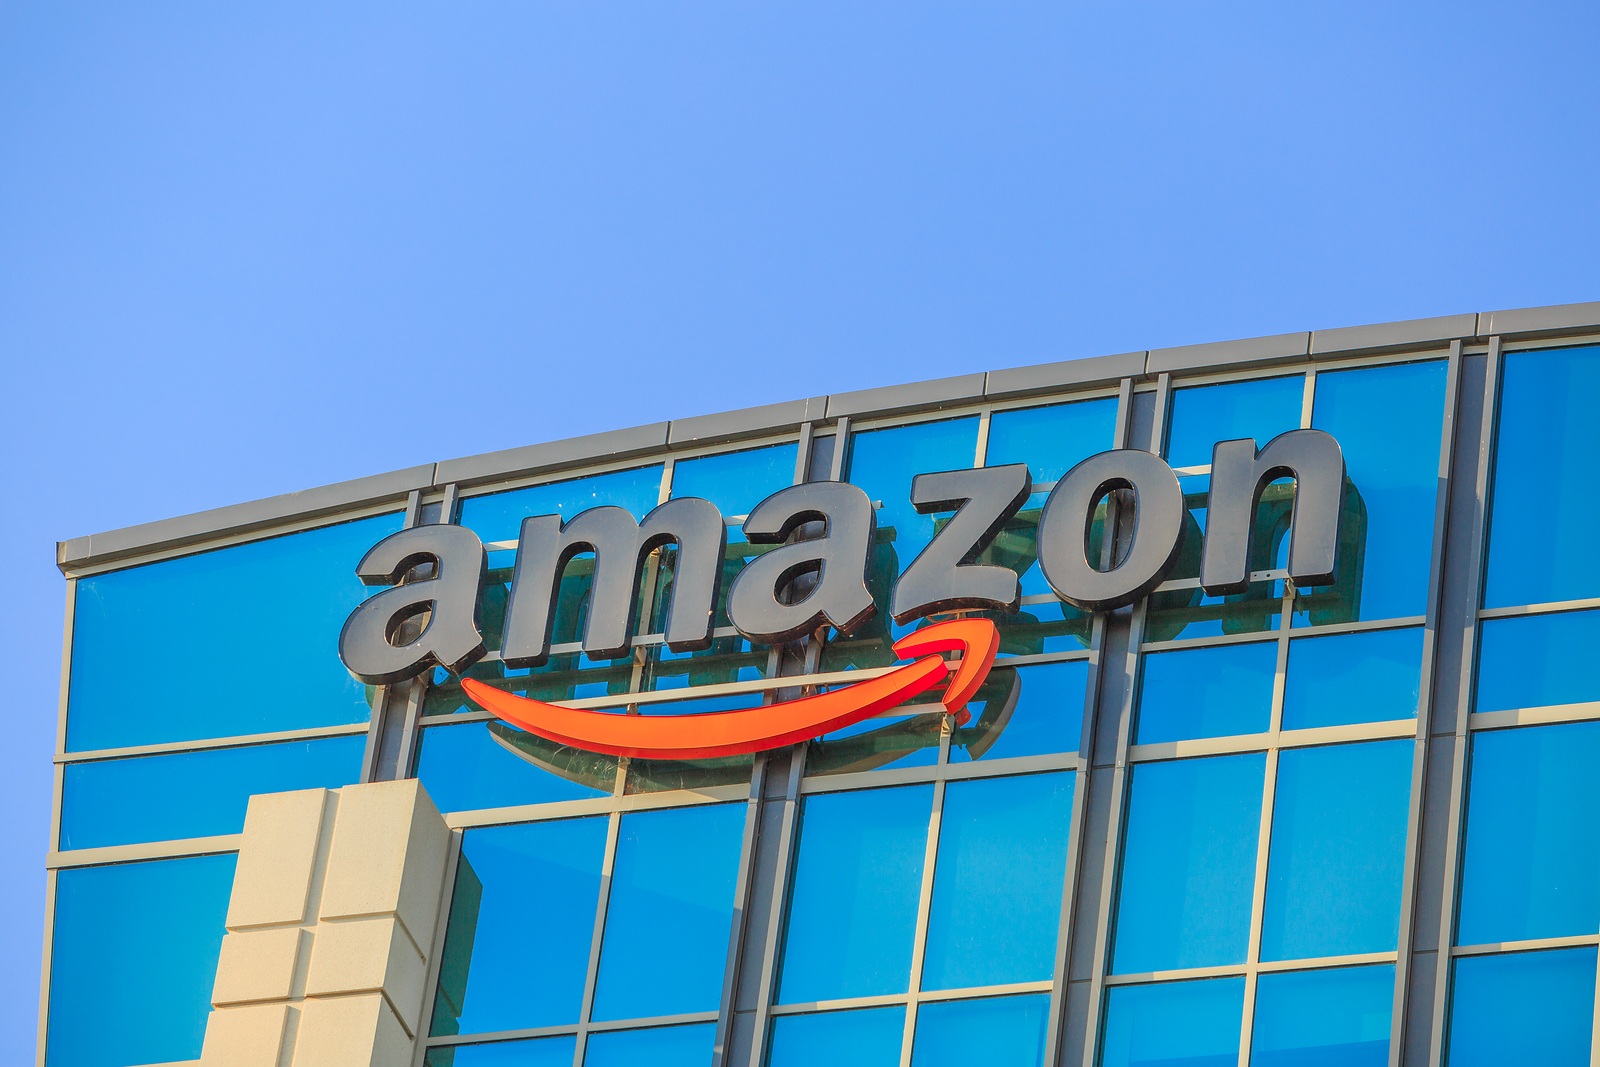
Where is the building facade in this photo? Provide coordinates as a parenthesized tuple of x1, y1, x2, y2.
(41, 300, 1600, 1067)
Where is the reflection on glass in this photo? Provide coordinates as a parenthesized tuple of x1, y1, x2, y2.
(459, 466, 665, 544)
(48, 854, 236, 1067)
(923, 774, 1073, 989)
(1137, 642, 1276, 744)
(1295, 361, 1446, 625)
(671, 444, 797, 515)
(768, 1007, 905, 1067)
(426, 655, 636, 718)
(779, 785, 933, 1003)
(1101, 977, 1244, 1067)
(911, 994, 1049, 1067)
(431, 818, 607, 1036)
(1251, 965, 1392, 1066)
(61, 734, 365, 850)
(950, 660, 1084, 762)
(807, 704, 945, 775)
(1484, 345, 1600, 608)
(1448, 948, 1596, 1067)
(423, 1035, 577, 1066)
(1113, 754, 1265, 973)
(416, 720, 614, 813)
(1458, 722, 1600, 945)
(1282, 628, 1422, 730)
(593, 804, 744, 1020)
(1261, 741, 1411, 961)
(1476, 609, 1600, 713)
(1166, 376, 1303, 469)
(67, 512, 400, 751)
(986, 398, 1118, 483)
(583, 1023, 715, 1067)
(1146, 581, 1283, 644)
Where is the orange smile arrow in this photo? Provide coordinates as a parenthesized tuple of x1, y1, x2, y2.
(460, 617, 1001, 760)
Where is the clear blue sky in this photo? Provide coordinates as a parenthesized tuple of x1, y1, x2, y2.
(2, 0, 1596, 1039)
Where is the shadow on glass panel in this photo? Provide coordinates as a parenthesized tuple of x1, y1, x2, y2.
(950, 661, 1084, 761)
(807, 705, 946, 775)
(416, 721, 613, 815)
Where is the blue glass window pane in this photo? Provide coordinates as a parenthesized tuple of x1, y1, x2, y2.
(1101, 977, 1245, 1067)
(671, 444, 797, 513)
(768, 1007, 905, 1067)
(424, 1036, 577, 1066)
(593, 803, 745, 1020)
(1457, 721, 1600, 945)
(1261, 740, 1412, 960)
(1484, 346, 1600, 607)
(61, 734, 366, 850)
(1476, 610, 1600, 713)
(1448, 948, 1596, 1067)
(1137, 642, 1276, 744)
(911, 994, 1049, 1067)
(67, 513, 401, 751)
(824, 418, 980, 671)
(1166, 376, 1303, 469)
(950, 660, 1084, 762)
(47, 854, 235, 1067)
(985, 398, 1118, 483)
(431, 818, 608, 1035)
(584, 1023, 715, 1067)
(1113, 754, 1265, 973)
(779, 785, 932, 1003)
(459, 466, 666, 544)
(1296, 361, 1446, 625)
(1282, 628, 1422, 730)
(923, 773, 1073, 989)
(416, 721, 614, 814)
(1251, 965, 1392, 1067)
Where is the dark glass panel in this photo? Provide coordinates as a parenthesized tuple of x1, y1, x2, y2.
(430, 817, 607, 1035)
(584, 1023, 715, 1067)
(1250, 965, 1392, 1067)
(1261, 741, 1412, 960)
(985, 397, 1119, 483)
(1165, 376, 1303, 469)
(1448, 948, 1595, 1067)
(910, 994, 1049, 1067)
(1282, 627, 1422, 730)
(1113, 754, 1265, 973)
(67, 512, 401, 751)
(1458, 721, 1600, 945)
(922, 773, 1073, 989)
(592, 804, 745, 1020)
(1476, 609, 1600, 712)
(423, 1036, 577, 1066)
(1294, 361, 1447, 625)
(1484, 345, 1600, 608)
(1136, 641, 1276, 744)
(779, 785, 933, 1003)
(425, 654, 636, 718)
(46, 854, 235, 1067)
(806, 701, 945, 775)
(1100, 977, 1244, 1067)
(415, 720, 614, 813)
(767, 1007, 905, 1067)
(949, 659, 1084, 762)
(61, 734, 365, 850)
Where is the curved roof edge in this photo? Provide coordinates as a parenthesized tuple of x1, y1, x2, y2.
(56, 299, 1600, 572)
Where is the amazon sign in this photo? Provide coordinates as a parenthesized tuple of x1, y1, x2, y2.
(339, 429, 1346, 757)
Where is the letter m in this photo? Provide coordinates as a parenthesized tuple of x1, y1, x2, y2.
(1200, 429, 1346, 597)
(501, 498, 726, 667)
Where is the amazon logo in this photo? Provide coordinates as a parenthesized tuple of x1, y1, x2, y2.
(338, 430, 1348, 754)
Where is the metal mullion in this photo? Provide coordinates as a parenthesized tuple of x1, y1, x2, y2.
(1384, 340, 1463, 1067)
(796, 752, 1078, 795)
(574, 810, 625, 1067)
(444, 782, 752, 831)
(898, 780, 947, 1067)
(1079, 371, 1172, 1067)
(748, 748, 806, 1064)
(1452, 934, 1600, 958)
(424, 1024, 581, 1048)
(57, 721, 377, 764)
(1237, 743, 1281, 1067)
(410, 828, 465, 1067)
(916, 979, 1053, 1003)
(972, 409, 992, 468)
(769, 991, 917, 1015)
(1428, 336, 1501, 1067)
(48, 834, 243, 869)
(712, 754, 769, 1067)
(1477, 597, 1600, 619)
(1469, 704, 1600, 730)
(1139, 614, 1427, 654)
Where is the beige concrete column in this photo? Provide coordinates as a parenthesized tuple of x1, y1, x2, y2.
(197, 779, 453, 1067)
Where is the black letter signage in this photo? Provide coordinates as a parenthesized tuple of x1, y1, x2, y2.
(890, 464, 1032, 623)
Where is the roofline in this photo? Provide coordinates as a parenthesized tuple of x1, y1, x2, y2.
(56, 299, 1600, 572)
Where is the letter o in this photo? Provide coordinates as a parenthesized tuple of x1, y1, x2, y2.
(1036, 449, 1184, 612)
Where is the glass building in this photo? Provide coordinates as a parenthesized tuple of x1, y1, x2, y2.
(41, 301, 1600, 1067)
